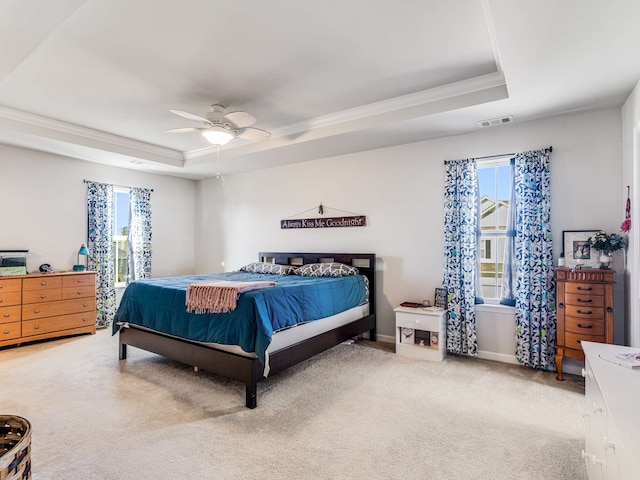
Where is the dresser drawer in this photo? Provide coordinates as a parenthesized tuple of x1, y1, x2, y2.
(565, 316, 605, 336)
(0, 321, 21, 341)
(565, 304, 604, 320)
(565, 331, 603, 350)
(0, 278, 21, 293)
(22, 311, 96, 337)
(0, 305, 21, 324)
(565, 282, 604, 296)
(62, 274, 95, 288)
(395, 310, 442, 331)
(565, 292, 604, 307)
(23, 276, 62, 291)
(62, 285, 96, 300)
(22, 289, 63, 304)
(22, 297, 96, 320)
(0, 291, 22, 307)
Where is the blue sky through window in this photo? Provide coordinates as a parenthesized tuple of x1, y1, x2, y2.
(478, 164, 510, 201)
(115, 191, 130, 236)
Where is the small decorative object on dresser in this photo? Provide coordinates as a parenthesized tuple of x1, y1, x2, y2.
(562, 230, 600, 268)
(394, 306, 446, 361)
(73, 244, 89, 271)
(0, 250, 28, 276)
(587, 231, 626, 269)
(554, 267, 614, 381)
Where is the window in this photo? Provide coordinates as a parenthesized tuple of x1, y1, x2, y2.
(477, 158, 511, 301)
(113, 188, 130, 287)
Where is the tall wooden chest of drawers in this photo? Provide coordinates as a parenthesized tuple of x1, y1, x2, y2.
(0, 271, 96, 348)
(555, 267, 614, 380)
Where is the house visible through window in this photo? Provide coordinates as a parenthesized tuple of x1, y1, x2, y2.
(477, 158, 511, 301)
(113, 188, 130, 287)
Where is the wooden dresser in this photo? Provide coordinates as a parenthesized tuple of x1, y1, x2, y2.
(0, 271, 96, 348)
(555, 267, 614, 380)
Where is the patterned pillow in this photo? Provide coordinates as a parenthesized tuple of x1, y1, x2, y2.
(295, 262, 359, 277)
(239, 262, 298, 275)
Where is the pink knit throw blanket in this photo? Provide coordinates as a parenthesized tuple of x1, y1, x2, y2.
(186, 280, 276, 314)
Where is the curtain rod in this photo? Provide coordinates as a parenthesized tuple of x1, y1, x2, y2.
(83, 179, 154, 192)
(475, 146, 553, 161)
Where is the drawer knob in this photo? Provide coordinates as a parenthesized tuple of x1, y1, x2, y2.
(34, 325, 40, 330)
(41, 294, 46, 299)
(577, 286, 592, 291)
(41, 281, 46, 285)
(3, 329, 9, 335)
(607, 307, 613, 313)
(82, 317, 87, 322)
(77, 290, 83, 295)
(3, 313, 9, 317)
(577, 323, 593, 329)
(576, 298, 592, 303)
(0, 285, 3, 288)
(83, 303, 88, 307)
(576, 310, 592, 315)
(77, 279, 84, 283)
(0, 299, 3, 303)
(34, 309, 40, 313)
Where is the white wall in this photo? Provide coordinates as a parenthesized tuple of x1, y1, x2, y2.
(622, 79, 640, 347)
(196, 108, 624, 358)
(1, 145, 196, 277)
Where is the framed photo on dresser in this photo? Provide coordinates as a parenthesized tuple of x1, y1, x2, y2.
(562, 229, 600, 268)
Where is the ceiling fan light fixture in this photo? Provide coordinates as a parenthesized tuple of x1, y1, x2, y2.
(202, 127, 234, 145)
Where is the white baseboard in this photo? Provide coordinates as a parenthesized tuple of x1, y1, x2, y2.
(478, 350, 520, 365)
(479, 350, 584, 377)
(375, 334, 394, 344)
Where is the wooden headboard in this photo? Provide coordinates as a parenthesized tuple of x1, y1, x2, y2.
(258, 252, 376, 314)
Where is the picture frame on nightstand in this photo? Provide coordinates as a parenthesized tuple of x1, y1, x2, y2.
(434, 288, 448, 309)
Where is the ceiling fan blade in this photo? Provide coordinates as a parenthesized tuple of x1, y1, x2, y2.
(237, 127, 271, 142)
(224, 110, 257, 128)
(169, 109, 211, 124)
(166, 127, 200, 133)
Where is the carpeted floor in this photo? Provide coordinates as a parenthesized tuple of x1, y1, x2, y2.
(0, 330, 587, 479)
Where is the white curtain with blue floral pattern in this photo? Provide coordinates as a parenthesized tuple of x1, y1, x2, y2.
(512, 149, 556, 369)
(443, 159, 479, 356)
(86, 181, 116, 328)
(127, 187, 152, 284)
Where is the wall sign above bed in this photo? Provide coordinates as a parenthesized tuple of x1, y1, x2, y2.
(281, 215, 366, 229)
(281, 204, 366, 229)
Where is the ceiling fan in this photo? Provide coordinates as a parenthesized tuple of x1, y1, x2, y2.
(166, 104, 271, 146)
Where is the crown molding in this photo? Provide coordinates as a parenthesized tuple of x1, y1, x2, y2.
(0, 105, 184, 165)
(185, 71, 507, 160)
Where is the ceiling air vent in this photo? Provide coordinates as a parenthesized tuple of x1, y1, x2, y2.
(477, 115, 513, 128)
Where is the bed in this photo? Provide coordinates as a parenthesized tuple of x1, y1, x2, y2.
(115, 252, 376, 408)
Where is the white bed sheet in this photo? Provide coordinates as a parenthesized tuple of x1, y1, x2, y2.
(123, 303, 370, 377)
(205, 303, 370, 375)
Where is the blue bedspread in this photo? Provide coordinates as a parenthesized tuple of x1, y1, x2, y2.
(113, 271, 367, 366)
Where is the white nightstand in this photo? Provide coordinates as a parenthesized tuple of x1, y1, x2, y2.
(394, 306, 447, 361)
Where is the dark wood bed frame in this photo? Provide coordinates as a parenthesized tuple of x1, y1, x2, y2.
(118, 252, 376, 408)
